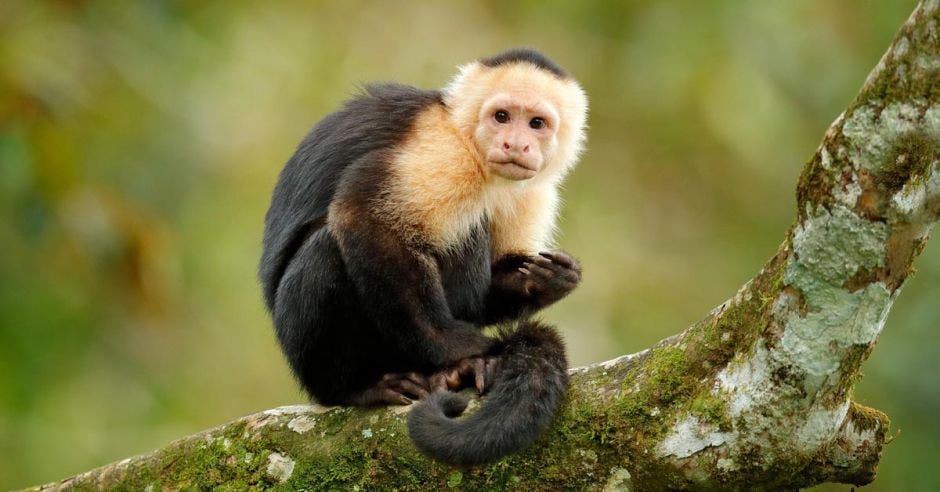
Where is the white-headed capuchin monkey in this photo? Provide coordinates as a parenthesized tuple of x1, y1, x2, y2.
(259, 49, 588, 466)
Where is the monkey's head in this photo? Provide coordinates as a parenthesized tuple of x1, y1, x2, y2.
(444, 49, 588, 183)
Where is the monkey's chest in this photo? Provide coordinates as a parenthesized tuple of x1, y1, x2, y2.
(434, 223, 491, 324)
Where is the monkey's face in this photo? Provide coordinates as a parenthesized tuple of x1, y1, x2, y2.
(475, 92, 559, 181)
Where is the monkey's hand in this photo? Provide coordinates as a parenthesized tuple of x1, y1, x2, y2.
(429, 356, 500, 394)
(496, 251, 582, 308)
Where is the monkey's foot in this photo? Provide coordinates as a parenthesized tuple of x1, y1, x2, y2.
(430, 356, 499, 394)
(350, 372, 430, 406)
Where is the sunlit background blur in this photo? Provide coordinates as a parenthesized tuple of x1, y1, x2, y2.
(0, 1, 935, 489)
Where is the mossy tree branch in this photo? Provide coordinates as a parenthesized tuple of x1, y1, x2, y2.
(33, 1, 940, 490)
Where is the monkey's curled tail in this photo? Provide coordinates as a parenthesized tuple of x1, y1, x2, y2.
(407, 320, 568, 466)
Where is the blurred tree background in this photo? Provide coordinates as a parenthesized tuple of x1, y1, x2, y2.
(0, 1, 935, 489)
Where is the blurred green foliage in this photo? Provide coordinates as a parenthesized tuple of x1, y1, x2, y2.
(0, 1, 935, 489)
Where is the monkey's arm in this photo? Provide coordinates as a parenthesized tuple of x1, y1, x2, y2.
(484, 251, 581, 324)
(330, 208, 491, 368)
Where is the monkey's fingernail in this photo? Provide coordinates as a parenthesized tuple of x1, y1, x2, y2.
(518, 267, 530, 275)
(540, 251, 573, 267)
(526, 263, 552, 276)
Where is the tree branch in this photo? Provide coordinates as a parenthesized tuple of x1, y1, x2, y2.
(32, 1, 940, 490)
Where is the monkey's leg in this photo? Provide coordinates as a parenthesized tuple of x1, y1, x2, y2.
(275, 227, 396, 406)
(484, 250, 582, 323)
(330, 205, 491, 367)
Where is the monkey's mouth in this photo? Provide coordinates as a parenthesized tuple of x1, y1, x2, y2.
(489, 159, 538, 180)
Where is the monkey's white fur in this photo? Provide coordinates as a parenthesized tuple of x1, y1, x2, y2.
(379, 60, 589, 255)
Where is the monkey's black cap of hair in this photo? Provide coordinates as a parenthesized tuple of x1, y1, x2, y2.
(480, 48, 568, 79)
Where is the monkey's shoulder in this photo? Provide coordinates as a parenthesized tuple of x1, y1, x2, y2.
(270, 85, 444, 226)
(295, 84, 442, 161)
(329, 84, 443, 143)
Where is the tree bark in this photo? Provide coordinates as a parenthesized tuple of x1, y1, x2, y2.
(32, 1, 940, 490)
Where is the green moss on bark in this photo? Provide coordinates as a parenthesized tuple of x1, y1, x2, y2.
(878, 128, 940, 193)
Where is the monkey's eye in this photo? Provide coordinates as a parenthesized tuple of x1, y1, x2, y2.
(529, 117, 545, 130)
(494, 110, 510, 124)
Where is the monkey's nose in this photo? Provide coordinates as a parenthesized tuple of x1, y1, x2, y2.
(503, 142, 511, 150)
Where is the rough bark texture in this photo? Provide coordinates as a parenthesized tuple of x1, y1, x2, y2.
(31, 1, 940, 490)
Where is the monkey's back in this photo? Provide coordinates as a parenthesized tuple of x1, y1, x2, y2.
(259, 84, 443, 308)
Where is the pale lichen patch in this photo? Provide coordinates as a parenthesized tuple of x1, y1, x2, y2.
(716, 457, 738, 472)
(779, 282, 891, 379)
(595, 349, 649, 371)
(926, 105, 940, 136)
(266, 452, 295, 483)
(891, 159, 940, 222)
(603, 467, 633, 492)
(893, 36, 911, 59)
(795, 400, 851, 449)
(833, 170, 862, 210)
(287, 415, 317, 434)
(717, 342, 772, 417)
(658, 415, 733, 459)
(843, 102, 922, 172)
(264, 404, 322, 416)
(787, 205, 887, 292)
(779, 204, 893, 385)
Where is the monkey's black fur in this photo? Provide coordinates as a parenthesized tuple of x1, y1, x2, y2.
(260, 54, 575, 464)
(479, 48, 568, 79)
(408, 320, 568, 466)
(259, 83, 442, 309)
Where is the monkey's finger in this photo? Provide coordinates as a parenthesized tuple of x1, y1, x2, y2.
(538, 263, 581, 287)
(532, 255, 571, 275)
(445, 369, 461, 389)
(429, 373, 448, 392)
(546, 270, 580, 287)
(538, 251, 576, 268)
(533, 255, 581, 282)
(564, 267, 582, 283)
(522, 262, 554, 280)
(553, 279, 580, 292)
(380, 389, 413, 406)
(473, 358, 486, 393)
(485, 356, 499, 377)
(484, 357, 500, 389)
(404, 372, 430, 391)
(455, 357, 472, 372)
(396, 380, 429, 400)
